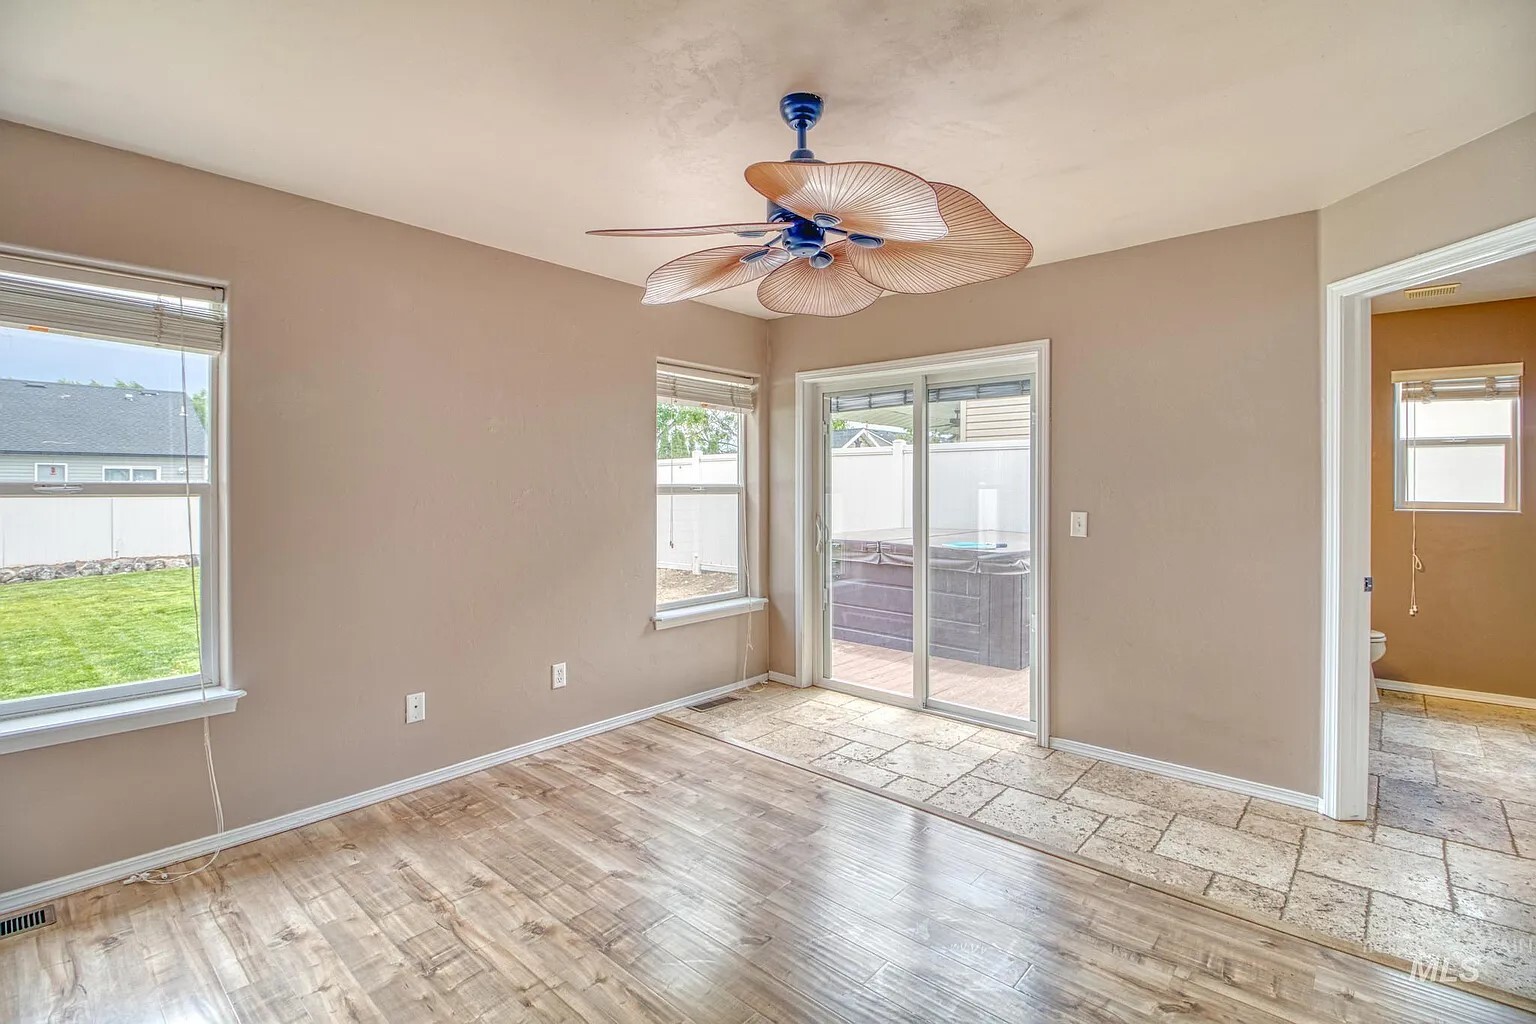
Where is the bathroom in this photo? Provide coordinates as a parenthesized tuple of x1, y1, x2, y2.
(1365, 254, 1535, 860)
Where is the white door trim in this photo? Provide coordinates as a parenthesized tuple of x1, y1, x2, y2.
(794, 339, 1050, 745)
(1319, 216, 1536, 819)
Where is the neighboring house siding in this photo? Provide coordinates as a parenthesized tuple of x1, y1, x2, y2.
(0, 453, 207, 483)
(959, 395, 1032, 441)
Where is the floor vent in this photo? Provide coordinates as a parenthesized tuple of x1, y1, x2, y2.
(689, 696, 740, 712)
(0, 905, 56, 940)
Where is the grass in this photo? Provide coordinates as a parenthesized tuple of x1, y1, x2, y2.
(0, 568, 201, 702)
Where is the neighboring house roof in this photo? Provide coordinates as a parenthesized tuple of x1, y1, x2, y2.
(831, 425, 906, 449)
(0, 378, 208, 457)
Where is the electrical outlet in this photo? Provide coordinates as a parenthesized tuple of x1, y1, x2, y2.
(405, 691, 426, 724)
(1070, 511, 1089, 538)
(551, 662, 567, 689)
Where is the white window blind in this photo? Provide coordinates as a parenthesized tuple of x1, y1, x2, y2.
(1393, 361, 1522, 512)
(0, 255, 226, 353)
(656, 362, 756, 411)
(1392, 362, 1522, 402)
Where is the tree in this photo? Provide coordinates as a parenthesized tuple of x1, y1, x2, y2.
(656, 403, 738, 459)
(190, 389, 208, 427)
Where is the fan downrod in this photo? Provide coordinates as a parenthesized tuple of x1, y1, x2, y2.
(780, 92, 823, 161)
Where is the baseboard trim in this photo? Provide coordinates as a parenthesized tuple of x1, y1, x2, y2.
(767, 671, 806, 687)
(1050, 738, 1320, 812)
(1375, 679, 1536, 711)
(0, 672, 767, 917)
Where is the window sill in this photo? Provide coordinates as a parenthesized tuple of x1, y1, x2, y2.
(0, 686, 244, 755)
(653, 596, 767, 631)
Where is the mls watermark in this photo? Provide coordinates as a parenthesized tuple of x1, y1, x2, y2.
(1409, 935, 1536, 987)
(1410, 956, 1479, 985)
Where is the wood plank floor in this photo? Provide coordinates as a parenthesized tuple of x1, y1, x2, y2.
(2, 718, 1527, 1023)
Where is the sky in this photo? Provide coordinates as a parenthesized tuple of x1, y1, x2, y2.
(0, 325, 211, 394)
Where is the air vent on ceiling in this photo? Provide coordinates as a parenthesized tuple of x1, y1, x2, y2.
(689, 696, 741, 712)
(0, 904, 56, 940)
(1403, 282, 1460, 300)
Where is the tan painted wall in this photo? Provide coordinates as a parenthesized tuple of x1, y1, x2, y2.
(766, 214, 1323, 794)
(1321, 115, 1536, 283)
(1370, 298, 1536, 697)
(0, 122, 768, 893)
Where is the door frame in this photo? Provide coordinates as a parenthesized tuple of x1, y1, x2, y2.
(794, 339, 1051, 746)
(1319, 216, 1536, 819)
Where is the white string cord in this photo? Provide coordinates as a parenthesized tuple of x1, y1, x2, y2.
(1406, 394, 1423, 617)
(126, 299, 225, 886)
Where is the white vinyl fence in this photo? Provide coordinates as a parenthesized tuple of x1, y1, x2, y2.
(0, 497, 201, 568)
(829, 440, 1031, 535)
(657, 453, 740, 573)
(653, 441, 1032, 575)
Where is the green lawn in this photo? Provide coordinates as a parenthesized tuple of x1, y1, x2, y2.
(0, 568, 201, 702)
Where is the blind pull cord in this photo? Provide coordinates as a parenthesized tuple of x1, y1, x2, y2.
(126, 299, 226, 887)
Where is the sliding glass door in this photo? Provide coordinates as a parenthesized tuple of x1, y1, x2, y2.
(924, 376, 1034, 725)
(815, 356, 1043, 733)
(822, 385, 917, 701)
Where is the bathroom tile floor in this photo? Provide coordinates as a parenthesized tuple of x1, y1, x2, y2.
(666, 682, 1536, 998)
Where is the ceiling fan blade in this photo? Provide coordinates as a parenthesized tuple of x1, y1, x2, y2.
(744, 162, 947, 242)
(757, 242, 882, 317)
(642, 245, 793, 305)
(588, 222, 787, 238)
(843, 183, 1033, 294)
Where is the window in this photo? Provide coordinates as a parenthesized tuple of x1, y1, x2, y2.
(656, 362, 754, 610)
(0, 253, 230, 746)
(103, 466, 162, 483)
(1394, 362, 1522, 512)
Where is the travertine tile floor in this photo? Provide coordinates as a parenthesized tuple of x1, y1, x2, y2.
(668, 682, 1536, 998)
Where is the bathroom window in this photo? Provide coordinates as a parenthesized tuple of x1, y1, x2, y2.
(1394, 362, 1522, 512)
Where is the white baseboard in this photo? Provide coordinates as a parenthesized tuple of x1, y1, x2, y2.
(767, 671, 806, 687)
(0, 672, 767, 917)
(1050, 738, 1321, 812)
(1375, 679, 1536, 711)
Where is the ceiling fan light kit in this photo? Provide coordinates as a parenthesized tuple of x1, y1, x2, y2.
(588, 93, 1033, 316)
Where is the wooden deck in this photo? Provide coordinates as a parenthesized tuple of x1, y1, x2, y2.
(3, 718, 1522, 1022)
(831, 638, 1031, 720)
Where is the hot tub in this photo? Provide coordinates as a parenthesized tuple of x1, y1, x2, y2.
(830, 528, 1030, 670)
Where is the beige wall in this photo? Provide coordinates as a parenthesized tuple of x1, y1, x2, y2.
(1370, 298, 1536, 697)
(1321, 115, 1536, 283)
(766, 214, 1324, 794)
(0, 122, 768, 893)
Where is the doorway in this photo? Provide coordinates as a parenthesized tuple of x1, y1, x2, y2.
(1321, 215, 1536, 819)
(798, 342, 1049, 739)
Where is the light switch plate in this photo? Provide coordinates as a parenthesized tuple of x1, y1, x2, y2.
(1070, 511, 1089, 538)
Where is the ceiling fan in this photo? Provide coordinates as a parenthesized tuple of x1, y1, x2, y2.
(588, 93, 1033, 317)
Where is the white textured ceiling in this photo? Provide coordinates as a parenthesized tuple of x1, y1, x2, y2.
(1, 1, 1533, 318)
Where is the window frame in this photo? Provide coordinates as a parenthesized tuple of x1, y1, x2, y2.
(1393, 372, 1521, 514)
(102, 465, 163, 483)
(33, 462, 67, 483)
(0, 258, 230, 739)
(655, 398, 749, 613)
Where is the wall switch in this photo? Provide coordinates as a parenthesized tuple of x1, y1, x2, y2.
(405, 691, 426, 724)
(1070, 511, 1089, 538)
(551, 662, 567, 689)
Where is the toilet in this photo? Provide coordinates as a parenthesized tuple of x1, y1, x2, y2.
(1369, 629, 1387, 703)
